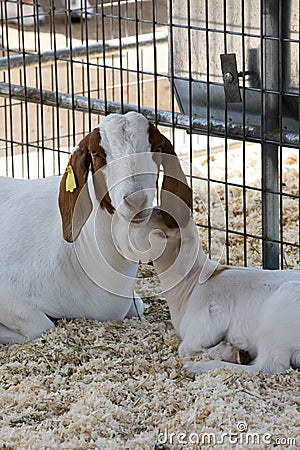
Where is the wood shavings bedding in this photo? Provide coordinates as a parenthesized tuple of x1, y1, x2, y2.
(0, 298, 299, 449)
(0, 145, 299, 449)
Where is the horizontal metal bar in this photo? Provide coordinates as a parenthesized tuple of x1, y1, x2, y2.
(196, 221, 300, 251)
(0, 31, 167, 71)
(0, 82, 298, 148)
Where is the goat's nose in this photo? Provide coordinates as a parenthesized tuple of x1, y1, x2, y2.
(124, 191, 147, 209)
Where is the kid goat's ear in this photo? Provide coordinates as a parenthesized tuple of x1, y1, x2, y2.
(160, 136, 193, 228)
(58, 133, 93, 243)
(148, 123, 193, 228)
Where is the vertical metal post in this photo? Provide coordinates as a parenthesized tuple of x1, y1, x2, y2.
(262, 0, 280, 269)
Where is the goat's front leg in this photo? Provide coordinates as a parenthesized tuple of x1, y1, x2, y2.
(178, 299, 230, 357)
(179, 341, 235, 360)
(0, 304, 54, 345)
(207, 342, 252, 364)
(0, 323, 28, 344)
(184, 359, 259, 374)
(126, 292, 144, 318)
(181, 341, 251, 365)
(181, 337, 255, 373)
(184, 339, 291, 374)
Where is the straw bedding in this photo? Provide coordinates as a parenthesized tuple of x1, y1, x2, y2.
(0, 146, 299, 449)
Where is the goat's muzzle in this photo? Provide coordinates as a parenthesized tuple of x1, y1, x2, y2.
(123, 191, 147, 210)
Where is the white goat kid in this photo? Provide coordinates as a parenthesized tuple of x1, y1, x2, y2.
(0, 112, 190, 344)
(126, 209, 300, 374)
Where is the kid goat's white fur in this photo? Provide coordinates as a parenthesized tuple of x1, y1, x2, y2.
(0, 112, 191, 344)
(124, 209, 300, 374)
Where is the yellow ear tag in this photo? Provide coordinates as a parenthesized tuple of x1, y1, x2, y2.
(65, 165, 77, 192)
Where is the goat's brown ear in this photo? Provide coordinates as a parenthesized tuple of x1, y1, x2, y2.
(89, 128, 115, 215)
(58, 134, 93, 243)
(149, 123, 193, 228)
(160, 138, 193, 228)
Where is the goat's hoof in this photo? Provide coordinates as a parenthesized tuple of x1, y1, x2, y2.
(233, 347, 252, 365)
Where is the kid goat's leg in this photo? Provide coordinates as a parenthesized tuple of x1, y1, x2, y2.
(186, 281, 300, 374)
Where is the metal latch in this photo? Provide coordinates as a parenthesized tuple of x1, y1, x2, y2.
(220, 53, 242, 103)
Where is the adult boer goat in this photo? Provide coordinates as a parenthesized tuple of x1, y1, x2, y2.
(0, 112, 191, 344)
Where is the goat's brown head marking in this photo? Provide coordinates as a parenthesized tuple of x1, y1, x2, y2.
(58, 127, 114, 243)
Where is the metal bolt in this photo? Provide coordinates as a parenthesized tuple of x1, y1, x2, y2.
(224, 72, 234, 83)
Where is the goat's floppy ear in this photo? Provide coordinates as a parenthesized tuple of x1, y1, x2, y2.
(160, 138, 193, 228)
(148, 123, 193, 228)
(89, 128, 115, 215)
(58, 134, 93, 243)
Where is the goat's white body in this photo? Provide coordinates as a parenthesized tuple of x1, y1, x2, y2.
(0, 111, 186, 344)
(0, 112, 172, 344)
(0, 174, 141, 344)
(131, 215, 300, 373)
(0, 112, 188, 344)
(177, 263, 300, 373)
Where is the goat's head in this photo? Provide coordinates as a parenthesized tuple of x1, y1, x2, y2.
(59, 111, 192, 242)
(119, 207, 195, 263)
(116, 207, 202, 293)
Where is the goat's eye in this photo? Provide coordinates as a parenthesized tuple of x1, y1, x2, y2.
(91, 150, 105, 160)
(91, 151, 106, 165)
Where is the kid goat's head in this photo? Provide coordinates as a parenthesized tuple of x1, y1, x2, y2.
(59, 111, 192, 242)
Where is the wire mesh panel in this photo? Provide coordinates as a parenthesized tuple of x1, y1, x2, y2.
(0, 0, 171, 179)
(0, 0, 299, 270)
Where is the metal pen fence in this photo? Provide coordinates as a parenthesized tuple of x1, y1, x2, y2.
(0, 0, 299, 270)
